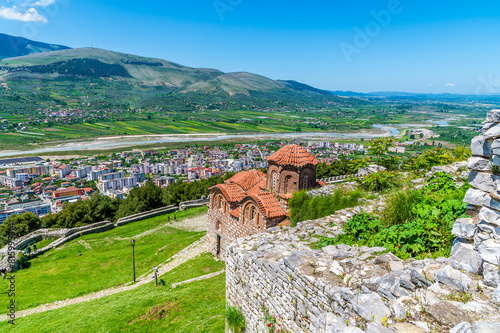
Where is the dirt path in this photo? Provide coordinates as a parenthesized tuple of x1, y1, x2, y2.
(0, 236, 208, 322)
(168, 213, 207, 232)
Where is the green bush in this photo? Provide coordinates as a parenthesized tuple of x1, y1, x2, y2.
(357, 171, 402, 193)
(226, 306, 245, 333)
(381, 190, 423, 227)
(401, 147, 466, 172)
(320, 174, 470, 259)
(289, 189, 365, 226)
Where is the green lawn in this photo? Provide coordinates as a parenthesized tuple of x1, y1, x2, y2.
(0, 253, 226, 332)
(0, 207, 207, 313)
(33, 238, 56, 249)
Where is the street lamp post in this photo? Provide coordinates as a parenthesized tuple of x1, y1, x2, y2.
(131, 239, 136, 282)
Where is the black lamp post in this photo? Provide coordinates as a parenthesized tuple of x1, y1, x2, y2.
(131, 239, 136, 282)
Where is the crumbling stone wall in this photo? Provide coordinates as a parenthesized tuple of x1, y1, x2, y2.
(459, 109, 500, 283)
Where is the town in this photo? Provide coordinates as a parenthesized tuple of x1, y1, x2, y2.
(0, 140, 376, 223)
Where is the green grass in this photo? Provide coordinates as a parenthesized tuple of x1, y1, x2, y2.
(0, 206, 207, 313)
(0, 253, 226, 332)
(34, 238, 56, 249)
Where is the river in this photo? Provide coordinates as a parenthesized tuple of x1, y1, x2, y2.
(0, 124, 401, 157)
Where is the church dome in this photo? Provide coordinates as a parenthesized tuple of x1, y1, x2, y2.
(267, 144, 318, 168)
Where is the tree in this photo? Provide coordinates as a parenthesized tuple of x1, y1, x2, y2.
(367, 138, 395, 163)
(0, 213, 41, 247)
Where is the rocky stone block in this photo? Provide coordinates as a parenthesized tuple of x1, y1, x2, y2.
(352, 292, 391, 323)
(493, 155, 500, 166)
(477, 239, 500, 265)
(463, 188, 490, 207)
(426, 302, 471, 327)
(494, 286, 500, 305)
(468, 171, 498, 193)
(477, 221, 500, 237)
(329, 261, 344, 275)
(449, 240, 483, 274)
(484, 124, 500, 139)
(360, 246, 387, 253)
(452, 218, 477, 239)
(471, 136, 492, 156)
(473, 321, 500, 333)
(450, 322, 473, 333)
(486, 109, 500, 123)
(492, 139, 500, 155)
(323, 244, 359, 259)
(391, 303, 406, 320)
(365, 322, 393, 333)
(324, 313, 347, 333)
(410, 269, 432, 287)
(483, 262, 500, 287)
(435, 265, 471, 291)
(479, 207, 500, 227)
(467, 156, 492, 172)
(390, 323, 427, 332)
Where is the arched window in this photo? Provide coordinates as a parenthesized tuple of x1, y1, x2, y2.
(303, 175, 309, 189)
(251, 207, 256, 220)
(272, 172, 277, 191)
(216, 221, 221, 230)
(216, 195, 224, 212)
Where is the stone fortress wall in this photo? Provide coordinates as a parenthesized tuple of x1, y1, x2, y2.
(226, 110, 500, 333)
(459, 109, 500, 274)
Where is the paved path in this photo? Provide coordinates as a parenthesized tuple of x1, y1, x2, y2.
(0, 236, 208, 322)
(171, 270, 225, 289)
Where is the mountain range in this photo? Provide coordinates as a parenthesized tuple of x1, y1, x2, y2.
(0, 33, 353, 109)
(0, 33, 70, 60)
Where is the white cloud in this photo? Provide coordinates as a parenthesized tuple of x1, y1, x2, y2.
(31, 0, 57, 7)
(0, 6, 47, 22)
(445, 83, 456, 87)
(428, 83, 434, 87)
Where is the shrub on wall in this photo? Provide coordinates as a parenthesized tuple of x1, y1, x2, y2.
(356, 171, 402, 193)
(289, 188, 366, 226)
(320, 173, 470, 259)
(226, 306, 245, 333)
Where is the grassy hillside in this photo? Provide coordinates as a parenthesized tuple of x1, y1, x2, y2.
(0, 253, 226, 332)
(0, 207, 207, 313)
(0, 47, 356, 108)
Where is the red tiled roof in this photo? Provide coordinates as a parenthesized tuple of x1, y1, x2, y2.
(267, 144, 318, 167)
(226, 170, 266, 191)
(230, 207, 240, 219)
(317, 180, 328, 187)
(253, 192, 287, 219)
(213, 183, 246, 203)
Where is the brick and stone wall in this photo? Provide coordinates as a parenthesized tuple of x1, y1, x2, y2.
(207, 199, 264, 258)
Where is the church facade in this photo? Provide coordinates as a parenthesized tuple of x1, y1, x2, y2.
(207, 144, 320, 259)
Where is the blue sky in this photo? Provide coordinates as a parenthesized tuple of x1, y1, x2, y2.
(1, 0, 500, 94)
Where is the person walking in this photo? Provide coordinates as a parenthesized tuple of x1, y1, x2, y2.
(173, 214, 176, 221)
(33, 244, 37, 252)
(167, 216, 170, 223)
(27, 246, 31, 255)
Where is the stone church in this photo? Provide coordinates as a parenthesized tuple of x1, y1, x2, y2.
(207, 144, 322, 258)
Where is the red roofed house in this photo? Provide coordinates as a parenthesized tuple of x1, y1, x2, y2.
(207, 144, 320, 259)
